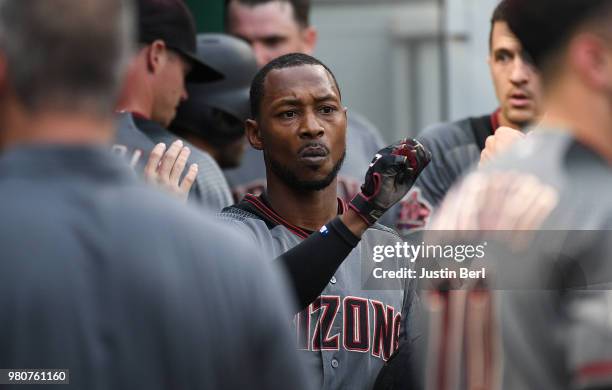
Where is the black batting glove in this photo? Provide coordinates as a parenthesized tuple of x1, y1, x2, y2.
(349, 139, 431, 225)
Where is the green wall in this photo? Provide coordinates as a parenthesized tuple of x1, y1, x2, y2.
(185, 0, 224, 33)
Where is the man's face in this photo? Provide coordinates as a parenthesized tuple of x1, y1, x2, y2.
(489, 21, 543, 128)
(152, 50, 190, 127)
(227, 1, 316, 68)
(252, 65, 347, 191)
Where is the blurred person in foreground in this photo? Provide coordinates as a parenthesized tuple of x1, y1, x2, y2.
(394, 0, 544, 234)
(415, 0, 612, 389)
(0, 0, 314, 388)
(224, 0, 389, 213)
(114, 0, 233, 211)
(170, 33, 258, 170)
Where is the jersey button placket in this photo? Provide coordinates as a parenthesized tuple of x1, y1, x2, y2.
(331, 358, 339, 368)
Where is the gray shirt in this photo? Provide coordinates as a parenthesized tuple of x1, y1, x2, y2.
(393, 113, 495, 234)
(0, 145, 313, 390)
(113, 112, 233, 212)
(220, 195, 420, 390)
(423, 131, 612, 390)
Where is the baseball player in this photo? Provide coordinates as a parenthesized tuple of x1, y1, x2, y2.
(220, 53, 431, 390)
(223, 0, 388, 208)
(114, 0, 233, 211)
(394, 0, 543, 234)
(0, 1, 313, 389)
(170, 33, 258, 170)
(416, 1, 612, 388)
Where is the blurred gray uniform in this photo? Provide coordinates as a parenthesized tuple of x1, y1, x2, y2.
(0, 145, 313, 390)
(113, 112, 233, 211)
(423, 131, 612, 390)
(220, 194, 420, 390)
(393, 112, 498, 234)
(224, 112, 386, 203)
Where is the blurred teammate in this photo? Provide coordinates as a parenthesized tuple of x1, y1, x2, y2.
(395, 0, 543, 234)
(115, 0, 233, 211)
(0, 0, 314, 388)
(170, 33, 258, 169)
(422, 0, 612, 388)
(220, 53, 430, 390)
(224, 0, 388, 210)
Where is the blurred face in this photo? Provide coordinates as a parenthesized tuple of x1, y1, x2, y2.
(489, 21, 543, 129)
(248, 65, 347, 191)
(151, 50, 190, 127)
(227, 1, 316, 68)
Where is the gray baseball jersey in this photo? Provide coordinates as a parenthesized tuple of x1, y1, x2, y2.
(220, 194, 420, 390)
(113, 112, 233, 211)
(393, 112, 497, 234)
(223, 112, 386, 203)
(0, 144, 314, 390)
(423, 131, 612, 390)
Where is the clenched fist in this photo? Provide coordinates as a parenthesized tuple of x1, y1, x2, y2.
(349, 139, 431, 225)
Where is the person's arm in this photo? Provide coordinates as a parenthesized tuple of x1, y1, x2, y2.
(274, 209, 368, 310)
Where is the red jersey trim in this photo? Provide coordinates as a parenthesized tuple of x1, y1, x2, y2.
(577, 361, 612, 380)
(244, 194, 347, 240)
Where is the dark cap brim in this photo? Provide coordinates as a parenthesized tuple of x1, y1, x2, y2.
(179, 50, 224, 83)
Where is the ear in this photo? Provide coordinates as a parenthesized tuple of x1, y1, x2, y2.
(145, 40, 168, 75)
(245, 119, 264, 150)
(301, 26, 318, 55)
(570, 34, 612, 91)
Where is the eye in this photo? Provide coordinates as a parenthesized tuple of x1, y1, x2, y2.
(263, 36, 285, 48)
(279, 110, 297, 119)
(495, 51, 513, 63)
(319, 106, 337, 114)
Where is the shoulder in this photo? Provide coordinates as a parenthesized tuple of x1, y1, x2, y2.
(219, 202, 264, 224)
(218, 200, 276, 239)
(418, 115, 487, 149)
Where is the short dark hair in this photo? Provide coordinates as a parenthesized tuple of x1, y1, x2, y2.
(249, 53, 341, 119)
(0, 0, 134, 116)
(505, 0, 612, 72)
(489, 0, 510, 50)
(225, 0, 310, 28)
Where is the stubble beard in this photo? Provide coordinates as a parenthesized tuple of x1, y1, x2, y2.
(265, 149, 346, 192)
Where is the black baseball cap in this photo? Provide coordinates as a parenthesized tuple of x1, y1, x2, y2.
(137, 0, 224, 83)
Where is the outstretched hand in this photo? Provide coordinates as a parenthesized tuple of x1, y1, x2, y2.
(144, 140, 198, 201)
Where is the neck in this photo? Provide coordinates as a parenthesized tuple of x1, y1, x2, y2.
(541, 80, 612, 165)
(0, 104, 114, 150)
(266, 172, 339, 231)
(115, 58, 153, 120)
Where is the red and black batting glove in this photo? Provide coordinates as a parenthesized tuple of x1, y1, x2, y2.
(349, 139, 431, 225)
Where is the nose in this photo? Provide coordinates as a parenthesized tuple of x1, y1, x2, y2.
(510, 57, 530, 85)
(299, 110, 325, 139)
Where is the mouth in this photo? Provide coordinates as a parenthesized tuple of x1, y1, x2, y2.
(298, 144, 330, 166)
(508, 91, 532, 108)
